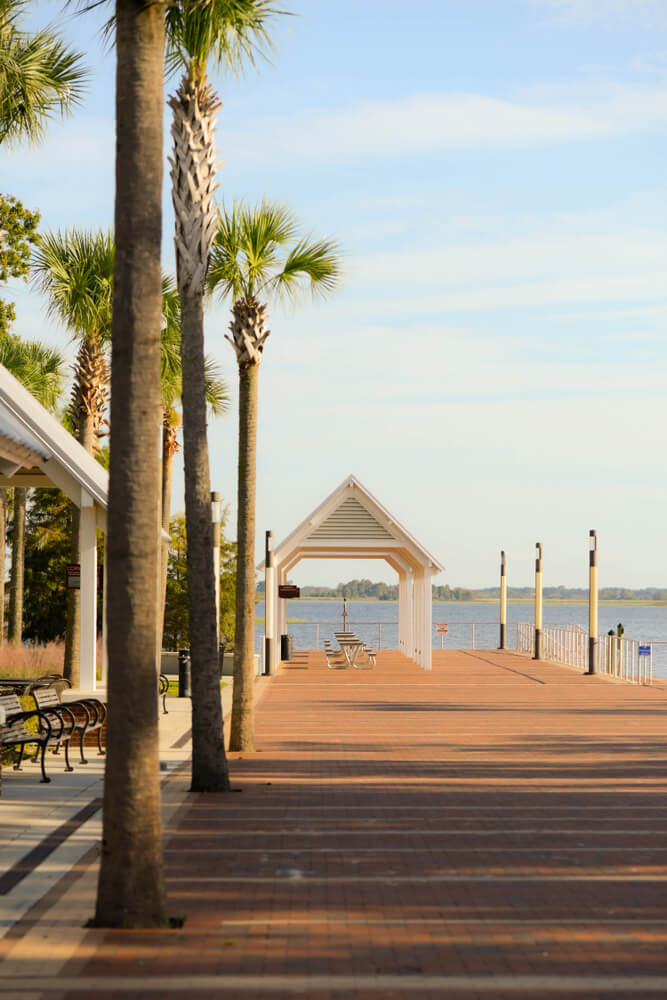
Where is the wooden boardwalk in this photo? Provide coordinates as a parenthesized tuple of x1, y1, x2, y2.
(4, 648, 667, 998)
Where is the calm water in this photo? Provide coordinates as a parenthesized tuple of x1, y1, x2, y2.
(255, 599, 667, 677)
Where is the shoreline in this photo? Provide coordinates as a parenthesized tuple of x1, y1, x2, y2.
(256, 597, 667, 607)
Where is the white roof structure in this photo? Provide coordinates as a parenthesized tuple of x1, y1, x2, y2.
(0, 364, 108, 690)
(260, 475, 443, 671)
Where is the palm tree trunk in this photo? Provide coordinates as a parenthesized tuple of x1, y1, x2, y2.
(229, 363, 258, 752)
(94, 0, 167, 929)
(0, 488, 6, 642)
(8, 487, 26, 642)
(180, 290, 230, 790)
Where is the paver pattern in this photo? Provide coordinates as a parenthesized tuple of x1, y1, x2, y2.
(6, 648, 667, 998)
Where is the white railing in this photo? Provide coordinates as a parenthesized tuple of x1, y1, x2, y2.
(597, 633, 652, 685)
(541, 624, 588, 671)
(517, 622, 534, 655)
(515, 622, 653, 685)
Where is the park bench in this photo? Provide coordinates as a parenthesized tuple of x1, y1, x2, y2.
(323, 640, 349, 669)
(159, 673, 169, 714)
(0, 691, 75, 782)
(32, 686, 106, 764)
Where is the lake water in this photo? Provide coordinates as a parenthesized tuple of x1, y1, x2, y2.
(255, 599, 667, 677)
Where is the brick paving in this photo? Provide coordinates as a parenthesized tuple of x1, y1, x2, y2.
(6, 647, 667, 998)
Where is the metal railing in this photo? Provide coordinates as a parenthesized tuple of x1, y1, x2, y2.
(517, 621, 652, 685)
(597, 633, 652, 685)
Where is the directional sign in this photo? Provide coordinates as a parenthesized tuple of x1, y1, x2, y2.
(639, 644, 651, 656)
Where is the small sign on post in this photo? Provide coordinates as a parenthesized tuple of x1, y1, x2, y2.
(66, 563, 80, 590)
(639, 644, 651, 656)
(278, 585, 300, 599)
(436, 623, 449, 634)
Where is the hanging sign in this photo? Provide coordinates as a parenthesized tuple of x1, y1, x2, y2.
(66, 563, 80, 590)
(278, 585, 300, 599)
(436, 623, 449, 633)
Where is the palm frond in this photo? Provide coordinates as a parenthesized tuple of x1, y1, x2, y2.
(31, 229, 114, 341)
(0, 334, 66, 411)
(203, 355, 230, 415)
(0, 2, 88, 146)
(164, 0, 287, 79)
(267, 236, 342, 302)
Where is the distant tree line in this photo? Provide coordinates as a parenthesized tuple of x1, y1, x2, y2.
(257, 580, 667, 602)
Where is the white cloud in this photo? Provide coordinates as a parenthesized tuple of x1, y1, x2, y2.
(223, 82, 667, 165)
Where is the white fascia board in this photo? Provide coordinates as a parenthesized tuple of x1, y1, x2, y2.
(258, 473, 444, 573)
(0, 365, 108, 509)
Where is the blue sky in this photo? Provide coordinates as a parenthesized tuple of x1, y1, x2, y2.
(4, 0, 667, 589)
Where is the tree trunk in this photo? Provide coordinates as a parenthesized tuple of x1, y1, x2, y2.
(0, 488, 7, 643)
(179, 290, 230, 790)
(64, 399, 97, 685)
(229, 363, 258, 752)
(8, 487, 26, 643)
(94, 0, 166, 929)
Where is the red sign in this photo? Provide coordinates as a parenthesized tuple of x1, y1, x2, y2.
(436, 623, 448, 633)
(66, 563, 80, 590)
(278, 585, 300, 599)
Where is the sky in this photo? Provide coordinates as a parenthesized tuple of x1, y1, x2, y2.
(4, 0, 667, 590)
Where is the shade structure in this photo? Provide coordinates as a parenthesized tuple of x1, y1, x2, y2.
(258, 475, 444, 672)
(0, 364, 108, 689)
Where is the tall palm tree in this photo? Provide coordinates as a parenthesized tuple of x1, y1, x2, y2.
(0, 335, 66, 643)
(93, 0, 167, 930)
(32, 228, 113, 685)
(0, 0, 87, 146)
(159, 276, 229, 647)
(165, 0, 279, 792)
(208, 200, 341, 750)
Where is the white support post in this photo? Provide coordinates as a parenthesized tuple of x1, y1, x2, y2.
(79, 491, 97, 690)
(265, 533, 276, 674)
(397, 573, 406, 653)
(413, 574, 423, 667)
(422, 566, 433, 671)
(101, 555, 108, 686)
(404, 569, 414, 663)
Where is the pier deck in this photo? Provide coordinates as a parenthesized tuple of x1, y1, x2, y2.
(3, 648, 667, 998)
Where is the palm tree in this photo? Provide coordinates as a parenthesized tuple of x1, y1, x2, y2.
(0, 335, 66, 643)
(208, 200, 341, 750)
(165, 0, 279, 792)
(0, 0, 87, 146)
(32, 228, 113, 685)
(159, 276, 229, 647)
(93, 0, 167, 929)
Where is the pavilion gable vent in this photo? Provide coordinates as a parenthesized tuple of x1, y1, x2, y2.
(308, 497, 393, 541)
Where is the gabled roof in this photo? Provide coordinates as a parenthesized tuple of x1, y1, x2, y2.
(259, 474, 444, 573)
(0, 364, 108, 508)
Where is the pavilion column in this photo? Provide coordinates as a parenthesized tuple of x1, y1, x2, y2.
(265, 539, 277, 675)
(79, 490, 98, 690)
(403, 569, 414, 661)
(397, 573, 407, 653)
(422, 566, 433, 671)
(413, 573, 423, 667)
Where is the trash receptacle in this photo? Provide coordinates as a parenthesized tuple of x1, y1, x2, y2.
(178, 648, 191, 698)
(280, 633, 293, 661)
